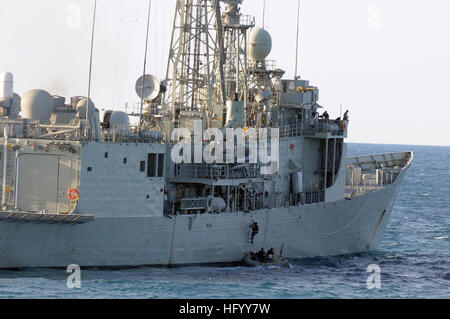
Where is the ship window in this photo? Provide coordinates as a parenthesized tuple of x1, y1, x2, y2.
(140, 161, 146, 172)
(147, 154, 157, 177)
(104, 152, 108, 158)
(157, 154, 165, 177)
(123, 158, 127, 164)
(87, 167, 92, 172)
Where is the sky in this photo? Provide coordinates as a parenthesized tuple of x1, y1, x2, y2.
(0, 0, 449, 146)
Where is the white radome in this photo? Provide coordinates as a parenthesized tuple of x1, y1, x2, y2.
(110, 111, 130, 130)
(248, 27, 272, 61)
(21, 89, 54, 121)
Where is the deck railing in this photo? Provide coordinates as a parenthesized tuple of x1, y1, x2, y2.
(279, 119, 346, 138)
(283, 191, 325, 206)
(175, 163, 261, 180)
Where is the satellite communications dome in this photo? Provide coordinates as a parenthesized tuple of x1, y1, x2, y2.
(21, 89, 54, 121)
(110, 111, 130, 130)
(248, 27, 272, 61)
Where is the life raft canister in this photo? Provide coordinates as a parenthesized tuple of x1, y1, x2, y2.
(68, 188, 80, 201)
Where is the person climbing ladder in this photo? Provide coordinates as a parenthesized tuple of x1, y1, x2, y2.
(250, 221, 259, 244)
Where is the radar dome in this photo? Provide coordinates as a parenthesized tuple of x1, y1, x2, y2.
(21, 89, 54, 121)
(76, 98, 96, 119)
(248, 28, 272, 61)
(110, 111, 130, 130)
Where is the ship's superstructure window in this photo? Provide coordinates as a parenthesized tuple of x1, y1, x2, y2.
(87, 167, 92, 172)
(147, 154, 164, 178)
(104, 152, 108, 158)
(140, 161, 146, 172)
(123, 158, 127, 164)
(158, 154, 165, 177)
(147, 154, 157, 177)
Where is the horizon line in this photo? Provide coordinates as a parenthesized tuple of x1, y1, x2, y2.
(348, 141, 450, 148)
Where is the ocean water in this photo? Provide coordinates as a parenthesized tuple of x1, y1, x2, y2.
(0, 143, 448, 299)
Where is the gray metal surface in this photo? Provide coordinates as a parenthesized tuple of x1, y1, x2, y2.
(0, 171, 406, 268)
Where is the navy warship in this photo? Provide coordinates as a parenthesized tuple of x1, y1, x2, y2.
(0, 0, 412, 268)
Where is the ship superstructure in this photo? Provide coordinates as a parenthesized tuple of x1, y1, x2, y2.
(0, 0, 412, 268)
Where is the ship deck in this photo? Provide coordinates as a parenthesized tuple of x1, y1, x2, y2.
(345, 151, 413, 198)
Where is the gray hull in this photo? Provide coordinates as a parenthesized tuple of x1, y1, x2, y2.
(0, 173, 404, 269)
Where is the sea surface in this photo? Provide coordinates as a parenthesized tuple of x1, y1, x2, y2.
(0, 143, 448, 299)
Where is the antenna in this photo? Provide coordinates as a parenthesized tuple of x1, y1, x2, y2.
(164, 0, 229, 122)
(86, 0, 98, 136)
(135, 74, 160, 101)
(294, 0, 301, 80)
(138, 0, 152, 132)
(262, 0, 266, 28)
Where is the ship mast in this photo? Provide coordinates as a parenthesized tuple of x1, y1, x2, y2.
(163, 0, 253, 129)
(222, 0, 253, 103)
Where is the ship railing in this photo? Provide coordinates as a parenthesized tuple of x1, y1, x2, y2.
(279, 122, 303, 138)
(286, 191, 325, 206)
(0, 119, 87, 141)
(101, 128, 163, 144)
(345, 152, 412, 196)
(304, 119, 346, 136)
(249, 60, 277, 72)
(278, 120, 346, 138)
(223, 14, 255, 28)
(345, 165, 402, 197)
(180, 198, 208, 211)
(124, 102, 141, 116)
(239, 15, 255, 27)
(175, 163, 261, 180)
(345, 185, 384, 198)
(347, 152, 412, 170)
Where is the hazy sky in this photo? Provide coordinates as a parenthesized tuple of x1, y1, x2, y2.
(0, 0, 449, 146)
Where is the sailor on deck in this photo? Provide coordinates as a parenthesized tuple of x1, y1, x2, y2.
(343, 110, 349, 121)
